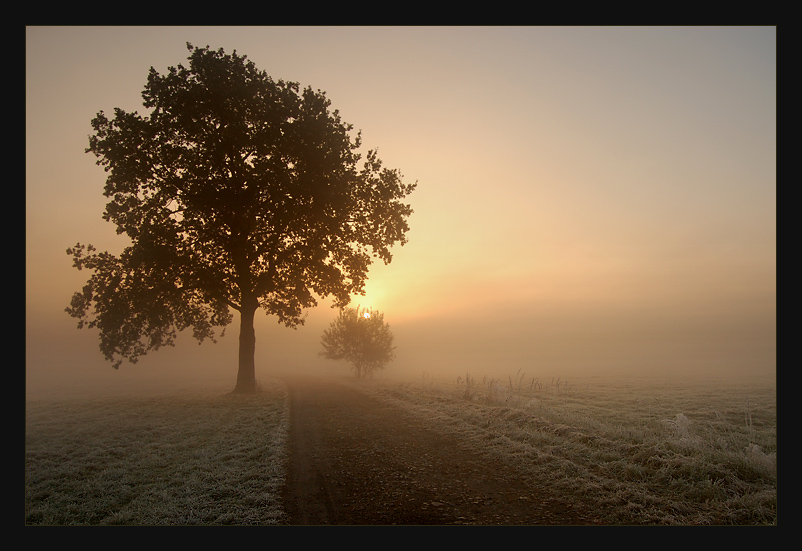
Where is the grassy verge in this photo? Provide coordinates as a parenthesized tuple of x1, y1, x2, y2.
(25, 378, 289, 525)
(349, 372, 777, 525)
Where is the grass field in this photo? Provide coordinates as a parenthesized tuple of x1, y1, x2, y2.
(25, 378, 289, 525)
(354, 371, 777, 525)
(25, 371, 776, 525)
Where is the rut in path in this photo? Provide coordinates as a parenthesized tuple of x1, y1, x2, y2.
(280, 376, 592, 525)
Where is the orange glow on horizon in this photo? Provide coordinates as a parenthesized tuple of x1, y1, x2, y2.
(26, 26, 776, 391)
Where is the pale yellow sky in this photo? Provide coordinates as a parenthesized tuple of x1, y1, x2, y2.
(26, 26, 776, 392)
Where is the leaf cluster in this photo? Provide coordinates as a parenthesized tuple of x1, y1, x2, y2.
(66, 243, 231, 368)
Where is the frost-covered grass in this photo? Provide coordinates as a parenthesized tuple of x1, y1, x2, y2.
(350, 371, 777, 525)
(26, 369, 776, 525)
(25, 378, 289, 525)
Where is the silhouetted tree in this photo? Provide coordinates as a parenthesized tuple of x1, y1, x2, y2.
(320, 306, 395, 378)
(66, 44, 415, 393)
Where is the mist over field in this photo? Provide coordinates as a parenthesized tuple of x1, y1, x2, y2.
(26, 291, 775, 401)
(26, 346, 776, 525)
(26, 25, 774, 436)
(25, 26, 776, 525)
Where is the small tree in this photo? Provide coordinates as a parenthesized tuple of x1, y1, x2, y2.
(320, 306, 395, 379)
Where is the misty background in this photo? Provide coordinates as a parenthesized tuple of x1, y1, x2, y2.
(26, 26, 775, 397)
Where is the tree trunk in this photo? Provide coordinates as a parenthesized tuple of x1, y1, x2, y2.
(234, 303, 258, 393)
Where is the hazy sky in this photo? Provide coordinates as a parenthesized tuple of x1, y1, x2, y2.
(26, 26, 776, 393)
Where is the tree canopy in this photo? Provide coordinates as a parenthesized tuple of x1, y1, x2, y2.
(320, 306, 395, 379)
(67, 43, 415, 392)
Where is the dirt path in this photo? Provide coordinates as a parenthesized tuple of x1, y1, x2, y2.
(281, 376, 593, 525)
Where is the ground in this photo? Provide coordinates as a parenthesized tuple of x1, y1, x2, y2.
(281, 375, 598, 525)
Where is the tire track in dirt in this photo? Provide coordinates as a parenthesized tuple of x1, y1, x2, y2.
(281, 376, 592, 525)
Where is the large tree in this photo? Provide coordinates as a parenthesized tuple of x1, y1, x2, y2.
(66, 44, 415, 393)
(320, 306, 395, 379)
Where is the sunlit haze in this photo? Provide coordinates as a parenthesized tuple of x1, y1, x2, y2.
(26, 26, 776, 396)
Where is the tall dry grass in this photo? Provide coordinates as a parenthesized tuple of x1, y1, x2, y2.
(25, 379, 289, 525)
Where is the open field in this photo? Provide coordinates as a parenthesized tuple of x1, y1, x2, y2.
(25, 371, 776, 525)
(353, 372, 777, 525)
(25, 379, 290, 525)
